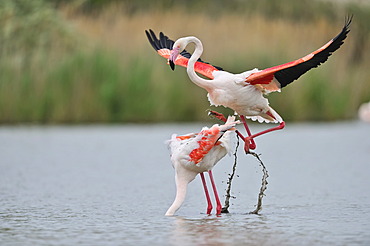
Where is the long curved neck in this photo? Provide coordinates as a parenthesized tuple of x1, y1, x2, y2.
(165, 170, 197, 216)
(186, 37, 212, 90)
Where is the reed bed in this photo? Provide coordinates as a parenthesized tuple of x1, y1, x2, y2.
(0, 0, 369, 123)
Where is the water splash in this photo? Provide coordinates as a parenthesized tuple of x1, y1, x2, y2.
(221, 135, 269, 214)
(248, 151, 269, 215)
(221, 134, 240, 213)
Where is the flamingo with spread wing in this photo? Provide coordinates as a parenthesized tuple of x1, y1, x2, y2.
(146, 16, 351, 152)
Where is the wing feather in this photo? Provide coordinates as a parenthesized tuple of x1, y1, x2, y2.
(246, 15, 352, 92)
(145, 29, 223, 79)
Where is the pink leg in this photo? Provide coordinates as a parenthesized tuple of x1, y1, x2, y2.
(208, 111, 255, 151)
(246, 121, 285, 140)
(208, 170, 222, 216)
(200, 172, 213, 215)
(239, 115, 257, 151)
(240, 116, 285, 152)
(208, 110, 285, 153)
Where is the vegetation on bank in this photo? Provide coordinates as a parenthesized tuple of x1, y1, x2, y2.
(0, 0, 369, 123)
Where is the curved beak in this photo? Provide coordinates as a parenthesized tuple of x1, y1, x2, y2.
(169, 60, 175, 71)
(169, 47, 180, 71)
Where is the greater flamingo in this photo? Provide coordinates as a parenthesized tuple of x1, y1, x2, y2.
(146, 16, 351, 152)
(165, 116, 239, 216)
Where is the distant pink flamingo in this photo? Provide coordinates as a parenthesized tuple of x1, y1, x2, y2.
(146, 16, 351, 152)
(165, 116, 239, 216)
(359, 102, 370, 123)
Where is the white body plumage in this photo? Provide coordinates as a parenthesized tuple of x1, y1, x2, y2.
(165, 117, 238, 216)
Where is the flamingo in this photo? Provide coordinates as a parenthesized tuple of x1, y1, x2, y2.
(146, 16, 352, 152)
(358, 102, 370, 123)
(165, 116, 239, 216)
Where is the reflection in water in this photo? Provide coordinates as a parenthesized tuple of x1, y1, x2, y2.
(171, 216, 226, 246)
(169, 214, 288, 246)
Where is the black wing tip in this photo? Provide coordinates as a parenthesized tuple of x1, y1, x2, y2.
(337, 15, 353, 40)
(145, 29, 174, 51)
(145, 29, 160, 51)
(345, 14, 353, 28)
(342, 14, 353, 36)
(331, 15, 352, 47)
(145, 29, 224, 71)
(275, 15, 352, 88)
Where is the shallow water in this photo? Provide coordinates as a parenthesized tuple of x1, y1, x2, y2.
(1, 122, 370, 245)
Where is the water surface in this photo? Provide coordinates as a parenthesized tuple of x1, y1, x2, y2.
(1, 122, 370, 245)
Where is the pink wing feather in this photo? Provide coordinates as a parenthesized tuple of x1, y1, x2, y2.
(146, 29, 223, 79)
(246, 15, 352, 92)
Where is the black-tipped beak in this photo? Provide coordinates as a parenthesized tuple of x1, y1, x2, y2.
(169, 47, 179, 71)
(169, 60, 175, 71)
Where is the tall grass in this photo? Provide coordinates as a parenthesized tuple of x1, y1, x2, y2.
(0, 0, 369, 123)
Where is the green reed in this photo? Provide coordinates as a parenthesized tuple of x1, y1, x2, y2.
(0, 0, 369, 124)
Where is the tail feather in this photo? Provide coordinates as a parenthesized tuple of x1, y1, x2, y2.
(245, 107, 283, 123)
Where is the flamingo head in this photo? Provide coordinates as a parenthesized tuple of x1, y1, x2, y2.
(169, 38, 187, 71)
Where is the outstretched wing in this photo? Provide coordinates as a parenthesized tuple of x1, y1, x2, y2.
(145, 29, 223, 79)
(246, 15, 352, 93)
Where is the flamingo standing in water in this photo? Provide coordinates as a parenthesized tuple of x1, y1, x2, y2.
(165, 116, 239, 216)
(146, 16, 351, 152)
